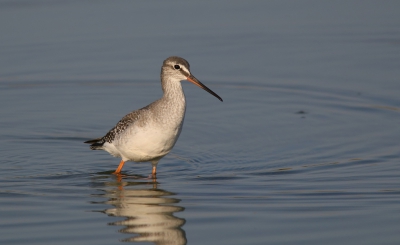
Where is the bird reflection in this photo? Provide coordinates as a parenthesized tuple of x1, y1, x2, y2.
(97, 175, 187, 244)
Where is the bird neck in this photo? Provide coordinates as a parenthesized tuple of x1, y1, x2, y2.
(161, 77, 186, 103)
(155, 77, 186, 125)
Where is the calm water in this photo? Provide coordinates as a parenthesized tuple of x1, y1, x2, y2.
(1, 1, 400, 244)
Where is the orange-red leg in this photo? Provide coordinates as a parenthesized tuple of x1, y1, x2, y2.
(151, 166, 157, 178)
(114, 160, 125, 174)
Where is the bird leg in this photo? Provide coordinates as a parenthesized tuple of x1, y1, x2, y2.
(150, 160, 158, 179)
(151, 166, 157, 178)
(113, 160, 125, 174)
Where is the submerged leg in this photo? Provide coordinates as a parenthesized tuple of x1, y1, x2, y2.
(113, 160, 125, 174)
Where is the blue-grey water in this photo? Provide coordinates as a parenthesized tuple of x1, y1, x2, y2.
(1, 1, 400, 244)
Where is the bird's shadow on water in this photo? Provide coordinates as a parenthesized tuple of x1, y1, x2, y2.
(89, 172, 187, 245)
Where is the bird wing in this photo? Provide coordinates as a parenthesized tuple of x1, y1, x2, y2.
(84, 109, 144, 147)
(102, 110, 141, 143)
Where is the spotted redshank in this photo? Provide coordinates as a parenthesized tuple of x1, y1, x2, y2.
(84, 56, 222, 178)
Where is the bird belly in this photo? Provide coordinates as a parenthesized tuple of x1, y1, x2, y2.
(115, 122, 182, 162)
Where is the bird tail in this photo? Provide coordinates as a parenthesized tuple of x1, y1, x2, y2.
(84, 138, 105, 150)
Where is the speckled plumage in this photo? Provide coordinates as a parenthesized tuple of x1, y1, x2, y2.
(84, 56, 222, 177)
(94, 110, 142, 146)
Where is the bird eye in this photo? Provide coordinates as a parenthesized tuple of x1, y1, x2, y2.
(174, 65, 181, 70)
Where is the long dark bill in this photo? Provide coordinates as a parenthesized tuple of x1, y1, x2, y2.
(186, 75, 223, 102)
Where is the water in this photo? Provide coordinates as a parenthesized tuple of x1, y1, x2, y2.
(1, 1, 400, 244)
